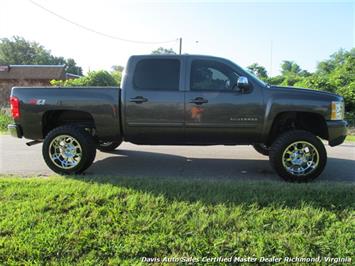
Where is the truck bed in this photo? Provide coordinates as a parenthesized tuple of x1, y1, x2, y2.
(10, 86, 122, 141)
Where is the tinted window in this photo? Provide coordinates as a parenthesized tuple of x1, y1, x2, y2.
(190, 60, 239, 91)
(134, 59, 180, 90)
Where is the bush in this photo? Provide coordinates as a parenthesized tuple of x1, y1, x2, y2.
(265, 75, 285, 85)
(51, 70, 118, 87)
(0, 110, 12, 132)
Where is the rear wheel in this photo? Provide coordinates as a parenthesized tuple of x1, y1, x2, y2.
(42, 126, 96, 175)
(253, 143, 270, 156)
(97, 141, 122, 152)
(269, 130, 327, 182)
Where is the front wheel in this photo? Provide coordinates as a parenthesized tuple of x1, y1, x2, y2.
(42, 126, 96, 175)
(269, 130, 327, 182)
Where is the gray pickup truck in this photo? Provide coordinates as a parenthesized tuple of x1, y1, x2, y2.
(8, 54, 347, 181)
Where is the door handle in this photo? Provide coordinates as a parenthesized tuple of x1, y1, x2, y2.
(129, 96, 148, 104)
(189, 97, 208, 105)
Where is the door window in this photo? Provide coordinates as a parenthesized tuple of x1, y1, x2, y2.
(133, 59, 180, 91)
(190, 60, 239, 91)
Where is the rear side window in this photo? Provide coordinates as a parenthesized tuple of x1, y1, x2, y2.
(133, 59, 180, 91)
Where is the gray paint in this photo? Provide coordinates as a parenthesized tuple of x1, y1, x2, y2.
(9, 54, 346, 146)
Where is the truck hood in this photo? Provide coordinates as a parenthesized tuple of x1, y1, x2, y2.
(269, 85, 343, 101)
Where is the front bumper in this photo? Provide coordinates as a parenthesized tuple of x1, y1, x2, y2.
(327, 120, 347, 146)
(8, 124, 23, 138)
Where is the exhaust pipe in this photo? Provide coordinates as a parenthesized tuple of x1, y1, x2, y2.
(26, 140, 42, 146)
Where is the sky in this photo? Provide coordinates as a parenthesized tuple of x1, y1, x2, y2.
(0, 0, 354, 76)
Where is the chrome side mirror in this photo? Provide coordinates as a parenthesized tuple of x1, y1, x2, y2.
(233, 76, 250, 93)
(237, 76, 249, 91)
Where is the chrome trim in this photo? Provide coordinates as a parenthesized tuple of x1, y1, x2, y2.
(237, 76, 249, 87)
(282, 141, 319, 176)
(49, 135, 82, 169)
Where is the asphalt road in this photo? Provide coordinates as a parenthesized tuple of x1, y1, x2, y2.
(1, 135, 354, 182)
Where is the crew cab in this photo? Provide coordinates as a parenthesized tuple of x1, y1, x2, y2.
(8, 55, 347, 181)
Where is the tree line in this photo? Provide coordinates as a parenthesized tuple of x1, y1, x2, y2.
(247, 49, 354, 116)
(0, 36, 82, 75)
(0, 37, 353, 117)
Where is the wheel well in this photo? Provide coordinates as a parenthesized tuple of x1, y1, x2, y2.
(42, 110, 95, 137)
(267, 112, 328, 146)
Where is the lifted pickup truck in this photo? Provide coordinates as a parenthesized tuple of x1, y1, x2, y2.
(8, 55, 347, 181)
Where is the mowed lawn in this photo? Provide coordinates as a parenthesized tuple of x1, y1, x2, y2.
(0, 176, 353, 265)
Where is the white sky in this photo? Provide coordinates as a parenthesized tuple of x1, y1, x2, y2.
(0, 0, 354, 75)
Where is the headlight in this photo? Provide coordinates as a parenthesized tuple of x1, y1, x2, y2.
(330, 101, 344, 120)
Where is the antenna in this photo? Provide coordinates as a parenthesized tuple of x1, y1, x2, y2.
(270, 40, 273, 76)
(179, 38, 182, 55)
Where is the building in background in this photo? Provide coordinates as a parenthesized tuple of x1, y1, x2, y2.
(0, 65, 77, 106)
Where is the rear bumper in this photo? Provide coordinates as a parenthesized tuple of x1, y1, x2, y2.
(327, 120, 347, 146)
(8, 124, 23, 138)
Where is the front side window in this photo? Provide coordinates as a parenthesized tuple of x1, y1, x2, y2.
(134, 59, 180, 91)
(190, 60, 239, 91)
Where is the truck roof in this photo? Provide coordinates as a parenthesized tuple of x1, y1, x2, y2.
(130, 54, 227, 61)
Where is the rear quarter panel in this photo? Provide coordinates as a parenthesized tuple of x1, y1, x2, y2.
(11, 86, 121, 140)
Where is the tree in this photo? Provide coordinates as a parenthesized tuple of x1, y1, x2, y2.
(276, 60, 307, 86)
(65, 58, 82, 75)
(280, 60, 301, 75)
(316, 48, 349, 75)
(84, 71, 118, 86)
(111, 71, 122, 86)
(0, 36, 82, 75)
(255, 48, 354, 115)
(51, 70, 118, 86)
(266, 75, 285, 85)
(299, 69, 311, 77)
(151, 47, 176, 55)
(110, 65, 124, 85)
(0, 36, 50, 65)
(247, 63, 268, 79)
(294, 48, 355, 113)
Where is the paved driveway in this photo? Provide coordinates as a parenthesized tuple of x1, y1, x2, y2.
(1, 135, 354, 182)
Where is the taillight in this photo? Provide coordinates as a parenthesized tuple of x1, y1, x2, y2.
(10, 96, 20, 119)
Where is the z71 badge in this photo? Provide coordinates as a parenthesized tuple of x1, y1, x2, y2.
(29, 99, 46, 105)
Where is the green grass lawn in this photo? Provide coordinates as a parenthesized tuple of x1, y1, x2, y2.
(346, 135, 355, 142)
(0, 176, 353, 265)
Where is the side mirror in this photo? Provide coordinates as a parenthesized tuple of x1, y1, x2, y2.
(236, 76, 249, 92)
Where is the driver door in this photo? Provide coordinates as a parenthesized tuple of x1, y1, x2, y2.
(184, 58, 263, 144)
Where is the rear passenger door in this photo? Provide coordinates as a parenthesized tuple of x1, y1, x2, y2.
(124, 57, 185, 144)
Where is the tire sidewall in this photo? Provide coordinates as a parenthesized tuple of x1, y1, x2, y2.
(270, 130, 327, 182)
(43, 126, 95, 175)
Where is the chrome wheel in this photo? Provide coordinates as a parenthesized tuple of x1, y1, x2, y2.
(282, 141, 319, 176)
(49, 135, 82, 169)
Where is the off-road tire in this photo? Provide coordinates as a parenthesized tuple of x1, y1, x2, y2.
(42, 126, 96, 175)
(269, 130, 327, 182)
